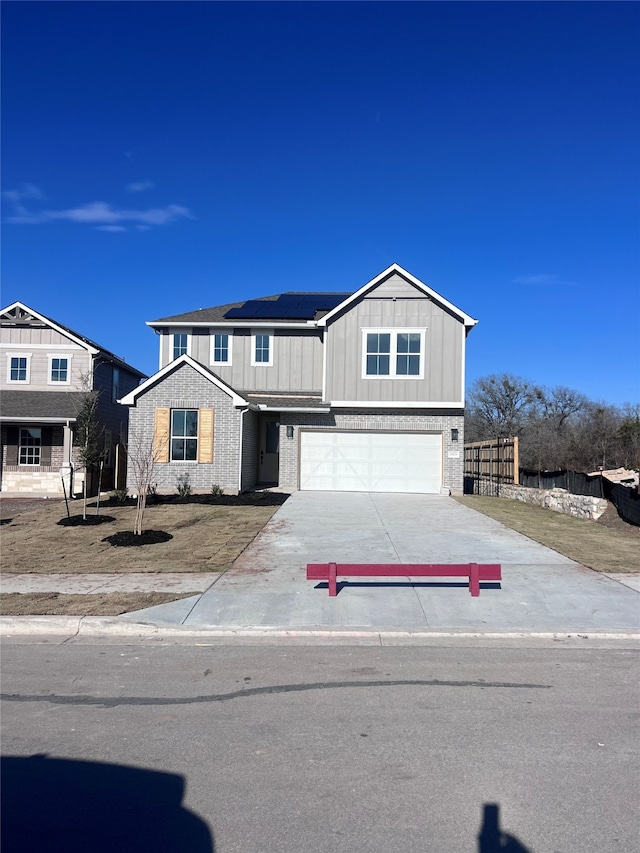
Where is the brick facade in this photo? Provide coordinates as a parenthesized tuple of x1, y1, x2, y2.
(126, 362, 243, 493)
(277, 410, 465, 493)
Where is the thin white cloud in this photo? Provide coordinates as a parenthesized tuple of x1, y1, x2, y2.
(3, 183, 45, 203)
(512, 273, 575, 287)
(3, 184, 47, 222)
(4, 190, 193, 230)
(44, 201, 192, 226)
(126, 180, 154, 193)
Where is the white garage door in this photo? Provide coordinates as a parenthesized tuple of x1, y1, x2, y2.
(300, 431, 442, 493)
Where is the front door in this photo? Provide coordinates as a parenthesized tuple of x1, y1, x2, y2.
(258, 416, 280, 484)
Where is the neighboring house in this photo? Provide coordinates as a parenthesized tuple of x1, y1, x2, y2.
(121, 264, 477, 495)
(0, 302, 146, 495)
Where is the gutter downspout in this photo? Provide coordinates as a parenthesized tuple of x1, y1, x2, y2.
(238, 408, 246, 494)
(63, 418, 74, 497)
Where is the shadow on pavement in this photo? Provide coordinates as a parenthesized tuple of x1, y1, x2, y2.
(1, 753, 214, 852)
(478, 803, 531, 852)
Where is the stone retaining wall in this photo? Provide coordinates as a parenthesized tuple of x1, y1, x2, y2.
(499, 484, 608, 520)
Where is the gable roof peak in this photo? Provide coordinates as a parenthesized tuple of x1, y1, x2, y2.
(317, 264, 478, 328)
(119, 353, 247, 407)
(0, 300, 146, 376)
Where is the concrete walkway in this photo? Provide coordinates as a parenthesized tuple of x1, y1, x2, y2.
(116, 492, 640, 634)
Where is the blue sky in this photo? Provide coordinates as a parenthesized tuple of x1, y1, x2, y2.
(2, 1, 639, 405)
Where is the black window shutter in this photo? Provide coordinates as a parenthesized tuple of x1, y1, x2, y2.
(6, 427, 19, 465)
(40, 427, 53, 466)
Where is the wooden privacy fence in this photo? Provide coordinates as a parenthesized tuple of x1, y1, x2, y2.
(464, 438, 519, 496)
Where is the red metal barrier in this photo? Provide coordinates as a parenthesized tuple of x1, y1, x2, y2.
(306, 562, 502, 597)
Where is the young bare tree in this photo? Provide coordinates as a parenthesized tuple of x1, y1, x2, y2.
(73, 372, 104, 520)
(127, 426, 166, 536)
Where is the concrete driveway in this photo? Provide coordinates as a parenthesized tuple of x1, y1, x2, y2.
(124, 492, 640, 634)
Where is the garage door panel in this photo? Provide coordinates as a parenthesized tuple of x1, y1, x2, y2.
(300, 431, 442, 493)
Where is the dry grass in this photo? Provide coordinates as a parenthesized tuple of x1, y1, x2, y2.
(0, 592, 196, 616)
(454, 496, 640, 573)
(0, 499, 281, 574)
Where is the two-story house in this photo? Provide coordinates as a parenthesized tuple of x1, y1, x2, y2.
(0, 302, 146, 495)
(121, 264, 477, 495)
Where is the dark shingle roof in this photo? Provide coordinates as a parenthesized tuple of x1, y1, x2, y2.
(150, 292, 352, 325)
(243, 392, 328, 409)
(150, 299, 260, 325)
(0, 390, 86, 421)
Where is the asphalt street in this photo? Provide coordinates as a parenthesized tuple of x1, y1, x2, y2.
(1, 640, 638, 853)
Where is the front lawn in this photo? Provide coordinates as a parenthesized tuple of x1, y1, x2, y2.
(454, 496, 640, 574)
(0, 494, 287, 575)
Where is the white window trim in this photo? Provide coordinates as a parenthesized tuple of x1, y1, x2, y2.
(19, 426, 42, 465)
(170, 408, 199, 463)
(172, 330, 191, 361)
(361, 328, 426, 379)
(210, 331, 233, 367)
(7, 352, 32, 384)
(251, 330, 274, 367)
(47, 353, 73, 385)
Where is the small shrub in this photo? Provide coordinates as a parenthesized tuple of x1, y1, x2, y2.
(210, 483, 224, 498)
(113, 488, 129, 505)
(176, 472, 192, 500)
(147, 483, 158, 504)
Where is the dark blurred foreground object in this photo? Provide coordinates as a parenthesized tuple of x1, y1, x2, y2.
(1, 754, 213, 853)
(478, 803, 531, 853)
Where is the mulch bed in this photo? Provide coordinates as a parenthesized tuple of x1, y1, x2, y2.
(57, 515, 116, 527)
(102, 530, 173, 547)
(102, 493, 289, 508)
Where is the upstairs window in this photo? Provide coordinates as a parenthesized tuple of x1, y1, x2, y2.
(396, 333, 421, 375)
(173, 333, 188, 360)
(251, 332, 273, 367)
(50, 357, 69, 383)
(8, 355, 30, 383)
(171, 409, 198, 461)
(362, 329, 425, 379)
(19, 428, 41, 465)
(366, 333, 390, 376)
(211, 333, 231, 365)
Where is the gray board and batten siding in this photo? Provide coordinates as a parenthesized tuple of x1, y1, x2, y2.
(159, 327, 324, 394)
(325, 274, 464, 404)
(1, 322, 92, 392)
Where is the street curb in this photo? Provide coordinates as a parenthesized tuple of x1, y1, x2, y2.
(1, 616, 639, 641)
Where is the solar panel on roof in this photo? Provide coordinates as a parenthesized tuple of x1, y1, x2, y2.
(223, 292, 350, 320)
